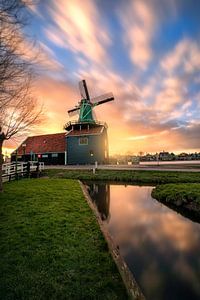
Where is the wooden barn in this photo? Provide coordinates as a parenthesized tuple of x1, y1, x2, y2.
(11, 133, 66, 165)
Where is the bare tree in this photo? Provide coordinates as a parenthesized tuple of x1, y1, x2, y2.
(0, 0, 42, 191)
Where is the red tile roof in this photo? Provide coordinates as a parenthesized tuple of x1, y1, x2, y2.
(16, 133, 66, 155)
(66, 126, 104, 136)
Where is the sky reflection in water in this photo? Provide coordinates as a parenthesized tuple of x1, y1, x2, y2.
(88, 184, 200, 300)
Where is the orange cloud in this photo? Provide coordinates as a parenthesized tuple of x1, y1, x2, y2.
(34, 76, 78, 134)
(155, 77, 183, 112)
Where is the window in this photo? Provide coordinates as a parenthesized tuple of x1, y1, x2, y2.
(79, 137, 88, 145)
(42, 154, 48, 158)
(52, 153, 58, 158)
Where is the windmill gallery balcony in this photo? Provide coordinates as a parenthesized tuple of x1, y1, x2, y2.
(64, 120, 108, 132)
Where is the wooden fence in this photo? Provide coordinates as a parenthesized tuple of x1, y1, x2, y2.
(2, 161, 44, 183)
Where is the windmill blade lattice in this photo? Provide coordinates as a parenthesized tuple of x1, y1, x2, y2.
(91, 92, 114, 106)
(68, 106, 80, 116)
(79, 80, 90, 100)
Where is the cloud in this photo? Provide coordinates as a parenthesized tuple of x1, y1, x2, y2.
(6, 1, 200, 155)
(37, 42, 64, 71)
(5, 69, 200, 155)
(34, 76, 78, 133)
(118, 0, 156, 69)
(30, 50, 200, 155)
(161, 38, 200, 74)
(154, 77, 185, 113)
(170, 122, 200, 151)
(17, 37, 63, 73)
(73, 58, 200, 154)
(45, 0, 111, 65)
(125, 130, 167, 141)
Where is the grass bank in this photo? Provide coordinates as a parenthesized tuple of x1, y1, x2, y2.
(152, 183, 200, 221)
(44, 169, 200, 184)
(0, 179, 128, 299)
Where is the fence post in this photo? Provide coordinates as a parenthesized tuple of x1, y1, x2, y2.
(26, 161, 30, 178)
(15, 150, 18, 180)
(15, 162, 18, 180)
(36, 161, 39, 178)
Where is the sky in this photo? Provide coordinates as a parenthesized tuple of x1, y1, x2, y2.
(4, 0, 200, 155)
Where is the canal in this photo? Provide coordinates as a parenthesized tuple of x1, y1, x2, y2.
(86, 183, 200, 300)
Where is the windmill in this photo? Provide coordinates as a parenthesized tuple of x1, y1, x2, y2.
(67, 79, 114, 123)
(64, 79, 114, 165)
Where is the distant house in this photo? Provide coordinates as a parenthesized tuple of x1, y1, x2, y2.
(178, 152, 189, 160)
(159, 151, 170, 161)
(11, 133, 66, 165)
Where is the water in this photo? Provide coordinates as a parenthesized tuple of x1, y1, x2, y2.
(86, 183, 200, 300)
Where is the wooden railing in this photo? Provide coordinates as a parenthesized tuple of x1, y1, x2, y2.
(2, 161, 44, 183)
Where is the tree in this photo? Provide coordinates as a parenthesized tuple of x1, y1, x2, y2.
(0, 0, 42, 191)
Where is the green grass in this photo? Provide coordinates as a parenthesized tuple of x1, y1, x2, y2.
(44, 169, 200, 184)
(152, 183, 200, 218)
(0, 179, 127, 300)
(152, 183, 200, 205)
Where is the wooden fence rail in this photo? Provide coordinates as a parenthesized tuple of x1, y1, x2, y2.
(2, 161, 44, 183)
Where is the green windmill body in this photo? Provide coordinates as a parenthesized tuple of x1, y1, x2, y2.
(79, 99, 94, 123)
(64, 79, 114, 165)
(78, 79, 94, 123)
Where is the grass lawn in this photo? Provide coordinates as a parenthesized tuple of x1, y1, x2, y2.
(152, 183, 200, 220)
(44, 169, 200, 184)
(0, 179, 128, 300)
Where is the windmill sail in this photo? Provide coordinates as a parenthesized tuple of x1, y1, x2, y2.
(91, 92, 114, 106)
(79, 80, 90, 100)
(68, 106, 80, 116)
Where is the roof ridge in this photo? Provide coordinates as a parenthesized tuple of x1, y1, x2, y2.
(28, 132, 66, 138)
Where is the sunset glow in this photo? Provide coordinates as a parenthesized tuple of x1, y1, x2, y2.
(4, 0, 200, 155)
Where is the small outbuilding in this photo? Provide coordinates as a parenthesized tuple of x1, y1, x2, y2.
(11, 133, 66, 165)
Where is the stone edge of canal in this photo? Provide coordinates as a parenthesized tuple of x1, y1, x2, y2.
(79, 181, 145, 300)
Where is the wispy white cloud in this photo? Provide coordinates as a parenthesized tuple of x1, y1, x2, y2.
(118, 0, 157, 69)
(154, 77, 184, 113)
(124, 130, 167, 141)
(37, 42, 64, 71)
(161, 38, 200, 74)
(45, 0, 111, 65)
